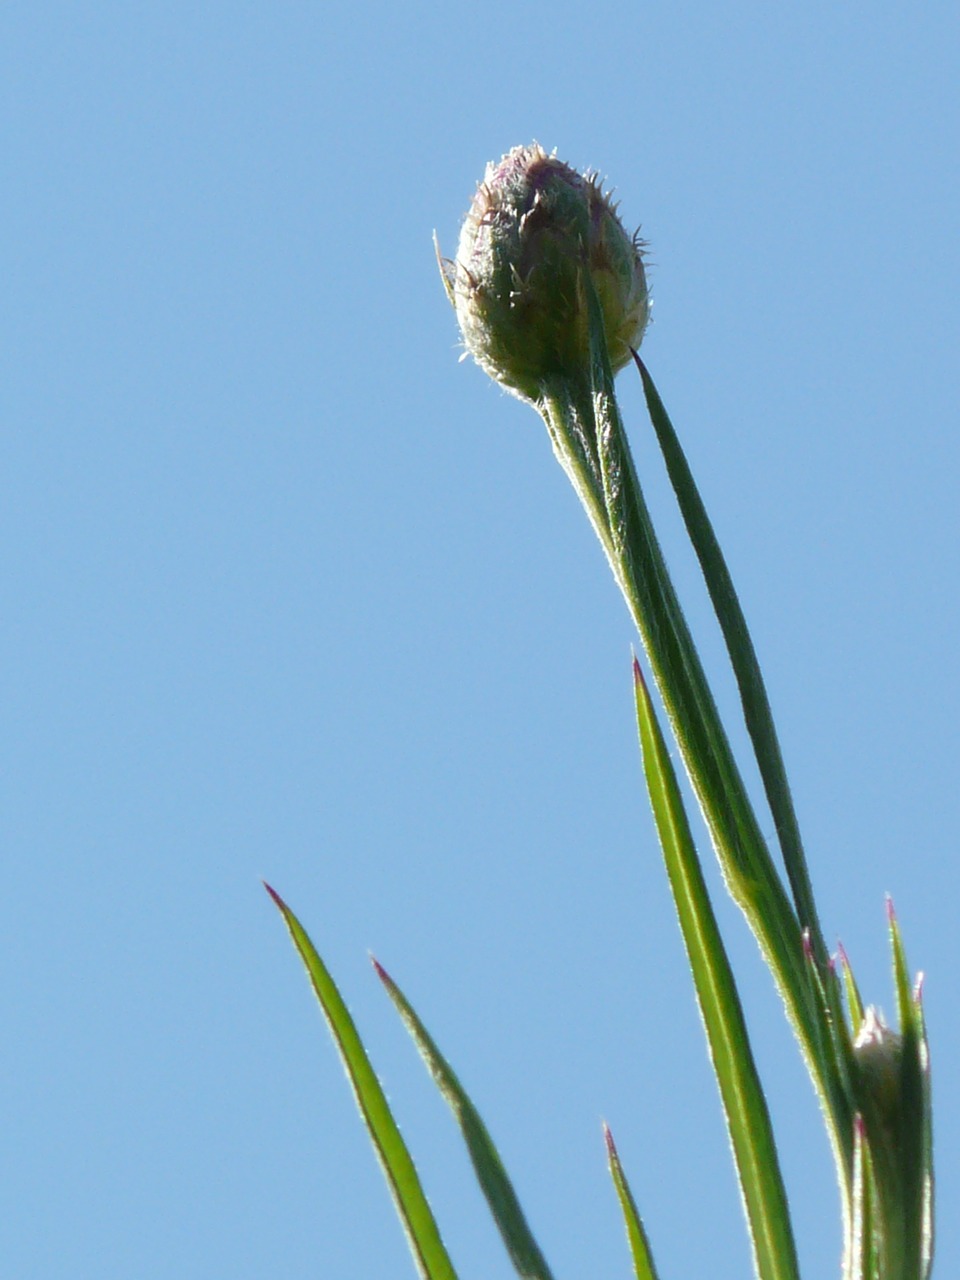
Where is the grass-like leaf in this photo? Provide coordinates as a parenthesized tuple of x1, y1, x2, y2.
(373, 957, 556, 1280)
(632, 352, 825, 964)
(838, 942, 865, 1033)
(632, 660, 800, 1280)
(847, 1115, 870, 1280)
(887, 902, 934, 1279)
(539, 286, 851, 1199)
(264, 884, 459, 1280)
(603, 1124, 660, 1280)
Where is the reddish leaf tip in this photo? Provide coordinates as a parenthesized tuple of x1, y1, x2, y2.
(886, 894, 897, 924)
(370, 954, 393, 987)
(854, 1112, 866, 1139)
(263, 881, 285, 909)
(914, 971, 925, 1003)
(602, 1122, 617, 1157)
(836, 940, 850, 970)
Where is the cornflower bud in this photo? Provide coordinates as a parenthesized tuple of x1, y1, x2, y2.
(854, 1007, 902, 1111)
(445, 144, 649, 402)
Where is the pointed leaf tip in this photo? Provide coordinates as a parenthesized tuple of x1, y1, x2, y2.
(434, 231, 456, 306)
(631, 645, 801, 1280)
(370, 955, 393, 986)
(263, 881, 285, 909)
(268, 897, 459, 1280)
(379, 967, 556, 1280)
(886, 894, 896, 924)
(603, 1122, 661, 1280)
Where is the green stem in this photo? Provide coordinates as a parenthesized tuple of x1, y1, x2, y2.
(632, 352, 827, 966)
(539, 374, 822, 1052)
(533, 276, 854, 1200)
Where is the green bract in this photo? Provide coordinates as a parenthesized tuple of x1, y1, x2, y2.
(448, 143, 649, 401)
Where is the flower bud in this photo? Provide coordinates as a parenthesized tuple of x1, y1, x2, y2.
(853, 1006, 903, 1123)
(446, 144, 649, 402)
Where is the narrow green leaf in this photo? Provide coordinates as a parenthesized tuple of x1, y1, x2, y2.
(373, 957, 556, 1280)
(915, 974, 935, 1280)
(888, 898, 915, 1038)
(586, 284, 811, 998)
(802, 936, 858, 1118)
(603, 1124, 660, 1280)
(265, 884, 459, 1280)
(886, 901, 934, 1279)
(632, 661, 800, 1280)
(837, 943, 865, 1032)
(855, 1111, 870, 1280)
(632, 352, 826, 963)
(846, 1115, 870, 1280)
(539, 284, 849, 1198)
(632, 358, 860, 1189)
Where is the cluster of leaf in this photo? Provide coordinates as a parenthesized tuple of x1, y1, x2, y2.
(267, 259, 932, 1280)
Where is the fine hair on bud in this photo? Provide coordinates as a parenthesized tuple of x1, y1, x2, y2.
(445, 143, 649, 402)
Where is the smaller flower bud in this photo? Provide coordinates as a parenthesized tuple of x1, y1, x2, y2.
(853, 1006, 903, 1123)
(446, 144, 649, 402)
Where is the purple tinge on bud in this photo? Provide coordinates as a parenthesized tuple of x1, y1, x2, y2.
(447, 144, 649, 402)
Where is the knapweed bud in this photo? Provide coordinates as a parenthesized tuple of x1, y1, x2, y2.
(853, 1006, 903, 1124)
(445, 144, 649, 402)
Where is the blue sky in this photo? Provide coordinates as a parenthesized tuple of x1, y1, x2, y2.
(2, 4, 958, 1277)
